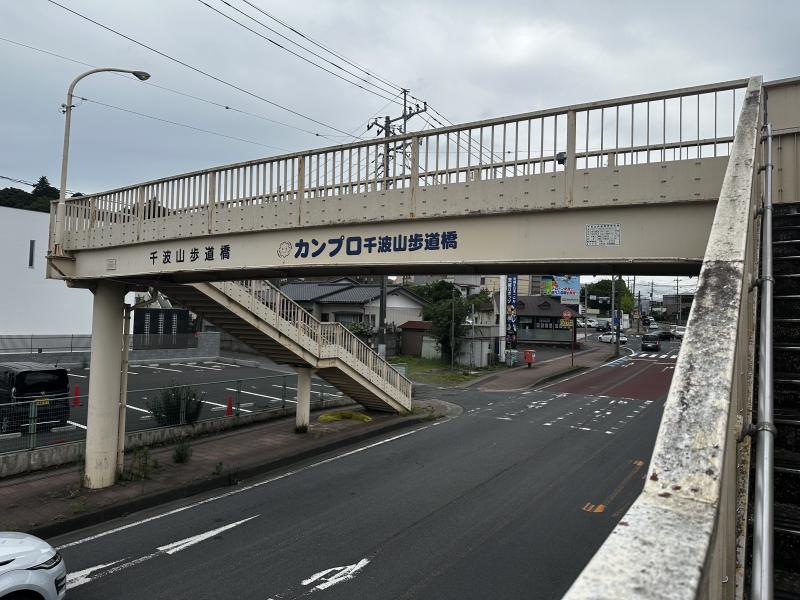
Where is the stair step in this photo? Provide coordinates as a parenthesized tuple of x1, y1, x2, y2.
(775, 319, 800, 343)
(775, 226, 800, 242)
(775, 257, 800, 276)
(776, 275, 800, 296)
(776, 346, 800, 374)
(775, 503, 800, 574)
(776, 241, 800, 258)
(776, 295, 800, 318)
(775, 568, 800, 600)
(774, 202, 800, 217)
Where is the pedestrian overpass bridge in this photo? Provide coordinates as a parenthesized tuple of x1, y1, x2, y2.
(48, 74, 800, 598)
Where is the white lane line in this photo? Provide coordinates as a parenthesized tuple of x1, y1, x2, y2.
(139, 365, 182, 373)
(203, 396, 253, 413)
(67, 420, 87, 430)
(224, 387, 288, 404)
(66, 516, 259, 590)
(274, 384, 339, 397)
(68, 373, 88, 378)
(205, 361, 240, 368)
(127, 371, 139, 375)
(171, 363, 221, 371)
(56, 421, 444, 550)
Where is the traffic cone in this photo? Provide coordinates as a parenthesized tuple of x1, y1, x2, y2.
(225, 397, 233, 417)
(72, 386, 80, 407)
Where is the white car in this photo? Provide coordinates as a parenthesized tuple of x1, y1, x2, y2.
(598, 332, 628, 344)
(648, 321, 659, 330)
(0, 532, 66, 599)
(673, 326, 686, 339)
(585, 318, 598, 328)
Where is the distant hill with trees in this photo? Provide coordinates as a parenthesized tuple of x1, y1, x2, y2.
(0, 176, 82, 213)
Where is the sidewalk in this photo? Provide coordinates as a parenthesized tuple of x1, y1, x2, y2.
(469, 343, 614, 391)
(0, 400, 458, 538)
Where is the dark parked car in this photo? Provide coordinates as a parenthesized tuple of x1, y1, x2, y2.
(0, 363, 70, 434)
(596, 322, 612, 332)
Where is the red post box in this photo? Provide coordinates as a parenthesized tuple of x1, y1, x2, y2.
(524, 350, 535, 367)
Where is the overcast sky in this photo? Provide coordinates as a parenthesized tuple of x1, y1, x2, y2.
(2, 0, 797, 294)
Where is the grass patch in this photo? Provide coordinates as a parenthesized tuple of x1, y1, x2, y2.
(318, 410, 372, 423)
(389, 355, 505, 385)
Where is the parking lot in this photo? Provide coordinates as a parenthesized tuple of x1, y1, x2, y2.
(0, 361, 348, 454)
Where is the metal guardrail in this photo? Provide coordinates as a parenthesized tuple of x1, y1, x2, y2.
(54, 79, 747, 239)
(564, 75, 763, 599)
(217, 280, 413, 406)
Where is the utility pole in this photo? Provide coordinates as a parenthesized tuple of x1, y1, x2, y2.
(450, 285, 456, 370)
(676, 276, 681, 326)
(368, 91, 427, 357)
(637, 290, 642, 334)
(611, 274, 619, 356)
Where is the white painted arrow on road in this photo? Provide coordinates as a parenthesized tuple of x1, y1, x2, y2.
(66, 515, 259, 589)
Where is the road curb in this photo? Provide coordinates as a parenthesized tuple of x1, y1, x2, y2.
(28, 413, 436, 540)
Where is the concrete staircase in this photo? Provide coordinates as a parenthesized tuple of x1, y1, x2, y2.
(156, 280, 412, 413)
(770, 201, 800, 598)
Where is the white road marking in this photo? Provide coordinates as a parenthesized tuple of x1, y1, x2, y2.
(171, 363, 221, 371)
(125, 404, 150, 414)
(66, 560, 124, 589)
(302, 558, 370, 591)
(495, 417, 513, 421)
(225, 387, 287, 404)
(66, 516, 259, 589)
(68, 373, 88, 378)
(205, 361, 240, 368)
(140, 365, 182, 373)
(205, 396, 253, 413)
(659, 354, 668, 358)
(273, 384, 338, 396)
(56, 421, 444, 550)
(127, 371, 139, 375)
(67, 420, 87, 430)
(159, 515, 259, 555)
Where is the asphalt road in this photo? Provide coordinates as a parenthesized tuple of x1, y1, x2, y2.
(53, 351, 676, 600)
(0, 362, 346, 453)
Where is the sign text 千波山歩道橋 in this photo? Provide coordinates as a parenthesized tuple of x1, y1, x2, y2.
(148, 244, 231, 265)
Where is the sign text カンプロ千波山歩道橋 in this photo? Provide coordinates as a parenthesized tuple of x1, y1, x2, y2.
(290, 231, 457, 259)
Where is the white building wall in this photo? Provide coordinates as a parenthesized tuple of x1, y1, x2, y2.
(0, 207, 95, 334)
(364, 294, 424, 328)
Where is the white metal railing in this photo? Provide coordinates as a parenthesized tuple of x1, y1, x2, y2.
(55, 78, 748, 238)
(212, 280, 412, 407)
(564, 76, 763, 599)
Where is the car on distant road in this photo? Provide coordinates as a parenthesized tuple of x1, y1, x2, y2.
(673, 326, 686, 339)
(648, 321, 659, 330)
(641, 333, 661, 351)
(585, 318, 598, 328)
(598, 332, 628, 344)
(654, 330, 674, 341)
(596, 321, 612, 332)
(0, 531, 66, 599)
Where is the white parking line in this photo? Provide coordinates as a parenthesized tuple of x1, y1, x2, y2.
(274, 384, 339, 397)
(224, 387, 288, 404)
(68, 373, 88, 378)
(140, 365, 182, 373)
(171, 363, 221, 371)
(67, 420, 87, 430)
(205, 361, 240, 368)
(204, 396, 254, 412)
(125, 404, 150, 414)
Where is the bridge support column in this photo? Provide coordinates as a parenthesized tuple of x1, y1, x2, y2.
(295, 367, 315, 433)
(83, 281, 125, 489)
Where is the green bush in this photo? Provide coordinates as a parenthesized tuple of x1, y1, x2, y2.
(120, 447, 154, 481)
(147, 385, 203, 426)
(172, 440, 192, 463)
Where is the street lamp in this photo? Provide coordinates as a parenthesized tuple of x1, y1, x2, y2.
(52, 68, 150, 256)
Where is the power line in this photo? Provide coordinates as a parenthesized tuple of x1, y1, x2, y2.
(44, 0, 356, 137)
(200, 0, 403, 102)
(76, 96, 291, 151)
(239, 0, 404, 94)
(0, 36, 343, 141)
(0, 174, 79, 194)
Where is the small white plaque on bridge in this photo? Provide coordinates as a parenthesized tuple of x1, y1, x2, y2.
(585, 223, 621, 246)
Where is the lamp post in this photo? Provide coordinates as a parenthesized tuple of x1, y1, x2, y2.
(52, 68, 150, 256)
